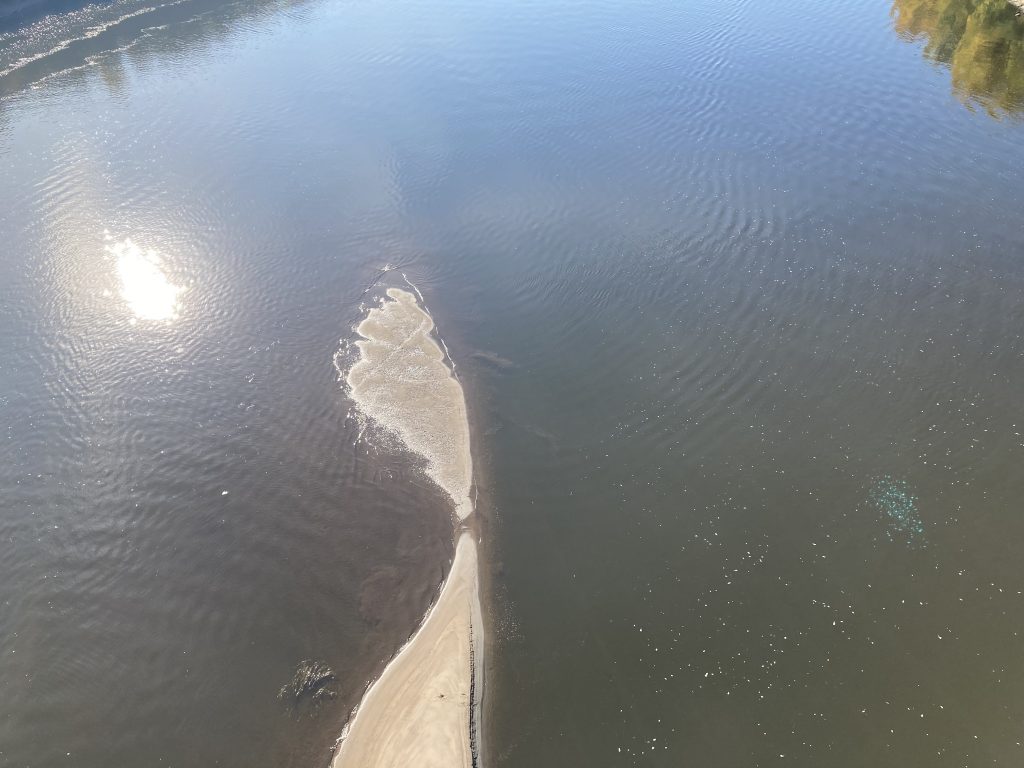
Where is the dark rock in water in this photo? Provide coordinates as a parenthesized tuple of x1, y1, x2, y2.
(278, 659, 338, 714)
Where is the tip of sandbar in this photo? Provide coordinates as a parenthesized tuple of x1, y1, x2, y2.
(345, 286, 474, 525)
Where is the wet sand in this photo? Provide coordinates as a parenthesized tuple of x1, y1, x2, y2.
(334, 287, 481, 768)
(346, 287, 474, 521)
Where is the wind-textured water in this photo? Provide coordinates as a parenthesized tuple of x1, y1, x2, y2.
(1, 0, 1022, 766)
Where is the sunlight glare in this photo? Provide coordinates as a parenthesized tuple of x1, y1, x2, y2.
(105, 236, 184, 322)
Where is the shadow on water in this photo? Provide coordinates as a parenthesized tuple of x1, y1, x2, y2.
(892, 0, 1024, 116)
(0, 0, 94, 29)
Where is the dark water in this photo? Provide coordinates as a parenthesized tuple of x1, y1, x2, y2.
(1, 0, 1023, 766)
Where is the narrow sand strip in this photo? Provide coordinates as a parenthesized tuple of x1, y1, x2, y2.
(331, 533, 480, 768)
(334, 286, 480, 768)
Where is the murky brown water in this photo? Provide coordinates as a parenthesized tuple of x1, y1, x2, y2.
(1, 0, 1023, 766)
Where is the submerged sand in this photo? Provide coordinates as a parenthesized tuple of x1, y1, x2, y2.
(334, 287, 480, 768)
(347, 287, 474, 520)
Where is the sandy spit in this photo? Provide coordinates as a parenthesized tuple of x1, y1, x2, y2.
(331, 532, 482, 768)
(334, 286, 482, 768)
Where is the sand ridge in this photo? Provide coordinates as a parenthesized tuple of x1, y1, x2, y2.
(334, 286, 481, 768)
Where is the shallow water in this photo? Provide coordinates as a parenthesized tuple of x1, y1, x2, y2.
(0, 0, 1022, 766)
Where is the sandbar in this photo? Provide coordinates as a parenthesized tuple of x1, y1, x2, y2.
(331, 532, 481, 768)
(333, 286, 482, 768)
(346, 287, 474, 521)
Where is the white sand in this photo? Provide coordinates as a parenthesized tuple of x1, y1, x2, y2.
(331, 533, 481, 768)
(334, 287, 481, 768)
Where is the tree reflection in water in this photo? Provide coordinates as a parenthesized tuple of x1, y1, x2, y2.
(893, 0, 1024, 116)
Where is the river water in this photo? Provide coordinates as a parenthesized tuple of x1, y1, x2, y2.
(1, 0, 1022, 766)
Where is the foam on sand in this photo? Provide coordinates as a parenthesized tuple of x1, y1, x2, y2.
(334, 286, 482, 768)
(346, 287, 474, 520)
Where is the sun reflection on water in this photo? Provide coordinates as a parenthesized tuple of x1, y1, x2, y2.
(104, 236, 184, 322)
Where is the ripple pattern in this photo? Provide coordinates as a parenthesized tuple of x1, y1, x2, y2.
(0, 0, 1023, 767)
